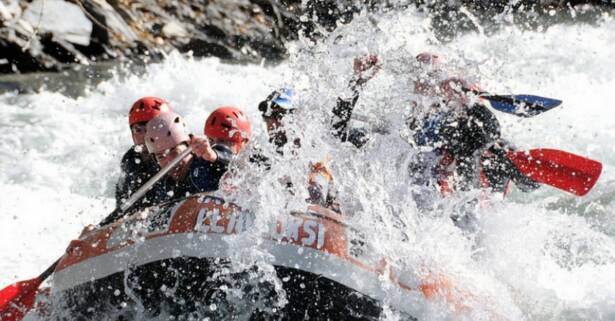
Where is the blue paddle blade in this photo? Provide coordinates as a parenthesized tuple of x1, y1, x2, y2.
(484, 94, 562, 117)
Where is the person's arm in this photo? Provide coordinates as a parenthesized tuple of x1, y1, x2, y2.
(331, 93, 361, 141)
(331, 55, 380, 148)
(185, 143, 235, 194)
(481, 142, 540, 193)
(190, 135, 227, 164)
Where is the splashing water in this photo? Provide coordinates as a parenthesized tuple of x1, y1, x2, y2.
(2, 7, 615, 321)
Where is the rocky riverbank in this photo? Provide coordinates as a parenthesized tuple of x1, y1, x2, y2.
(1, 0, 613, 77)
(0, 0, 304, 74)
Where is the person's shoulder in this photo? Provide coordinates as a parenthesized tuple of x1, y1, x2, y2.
(121, 145, 138, 159)
(187, 154, 226, 191)
(189, 154, 209, 168)
(120, 145, 140, 167)
(189, 152, 225, 172)
(120, 145, 158, 173)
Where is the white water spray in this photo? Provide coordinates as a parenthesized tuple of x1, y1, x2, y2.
(1, 7, 615, 321)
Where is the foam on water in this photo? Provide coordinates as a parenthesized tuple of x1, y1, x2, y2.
(2, 7, 615, 321)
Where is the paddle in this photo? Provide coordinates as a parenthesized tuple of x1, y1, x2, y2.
(0, 146, 193, 321)
(460, 87, 562, 117)
(462, 88, 562, 117)
(507, 148, 602, 196)
(482, 94, 562, 117)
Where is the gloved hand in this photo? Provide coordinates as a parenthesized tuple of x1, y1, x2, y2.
(351, 54, 381, 89)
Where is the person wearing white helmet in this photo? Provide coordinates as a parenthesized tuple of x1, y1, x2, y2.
(144, 109, 251, 206)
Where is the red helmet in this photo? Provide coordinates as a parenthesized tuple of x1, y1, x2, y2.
(204, 107, 252, 146)
(128, 97, 172, 126)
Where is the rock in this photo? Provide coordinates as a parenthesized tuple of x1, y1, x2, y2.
(0, 0, 21, 21)
(22, 0, 93, 46)
(88, 0, 139, 44)
(162, 21, 188, 39)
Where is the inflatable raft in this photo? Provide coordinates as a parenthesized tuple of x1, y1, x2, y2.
(42, 194, 472, 320)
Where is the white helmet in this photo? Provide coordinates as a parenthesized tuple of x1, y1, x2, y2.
(145, 112, 190, 153)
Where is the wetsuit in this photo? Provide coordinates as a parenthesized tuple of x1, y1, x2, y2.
(148, 144, 234, 205)
(115, 145, 160, 210)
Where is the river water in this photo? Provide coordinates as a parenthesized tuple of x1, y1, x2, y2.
(1, 7, 614, 321)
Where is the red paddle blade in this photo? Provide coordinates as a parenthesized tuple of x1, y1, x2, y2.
(508, 148, 603, 196)
(0, 278, 42, 321)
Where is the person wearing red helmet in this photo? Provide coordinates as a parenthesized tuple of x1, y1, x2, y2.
(144, 108, 251, 205)
(115, 96, 172, 208)
(204, 106, 252, 154)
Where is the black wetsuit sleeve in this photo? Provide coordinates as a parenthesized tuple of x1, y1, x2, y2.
(481, 145, 540, 193)
(331, 92, 368, 148)
(331, 94, 359, 134)
(182, 145, 234, 195)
